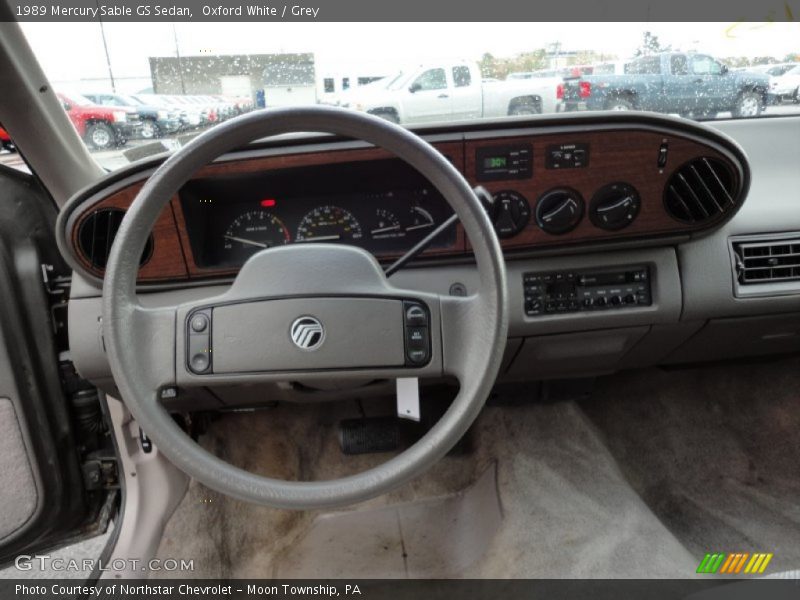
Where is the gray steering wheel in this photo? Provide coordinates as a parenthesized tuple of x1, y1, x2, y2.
(103, 106, 508, 509)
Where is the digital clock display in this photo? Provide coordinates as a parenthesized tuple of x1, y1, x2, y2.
(483, 156, 508, 169)
(475, 143, 533, 181)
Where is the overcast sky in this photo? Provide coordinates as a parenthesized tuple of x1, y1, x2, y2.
(20, 21, 800, 86)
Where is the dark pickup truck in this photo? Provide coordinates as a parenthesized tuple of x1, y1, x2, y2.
(562, 52, 770, 118)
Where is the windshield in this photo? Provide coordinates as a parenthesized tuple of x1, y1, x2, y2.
(7, 21, 800, 171)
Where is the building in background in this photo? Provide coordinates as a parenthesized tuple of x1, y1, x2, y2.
(149, 53, 316, 105)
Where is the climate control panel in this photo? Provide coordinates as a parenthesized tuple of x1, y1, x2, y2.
(523, 266, 651, 317)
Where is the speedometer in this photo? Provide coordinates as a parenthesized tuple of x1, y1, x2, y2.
(223, 210, 290, 262)
(296, 206, 363, 242)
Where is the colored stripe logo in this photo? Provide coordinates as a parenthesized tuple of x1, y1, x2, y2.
(697, 552, 773, 574)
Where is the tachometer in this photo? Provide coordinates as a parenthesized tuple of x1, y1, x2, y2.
(296, 206, 363, 242)
(223, 210, 290, 261)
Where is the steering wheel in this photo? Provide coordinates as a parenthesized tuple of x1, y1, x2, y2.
(103, 106, 508, 509)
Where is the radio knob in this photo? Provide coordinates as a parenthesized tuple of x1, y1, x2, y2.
(610, 295, 622, 306)
(535, 188, 584, 234)
(595, 296, 607, 307)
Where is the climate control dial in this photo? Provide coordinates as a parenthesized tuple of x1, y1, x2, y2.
(589, 182, 641, 231)
(491, 190, 531, 238)
(535, 188, 584, 234)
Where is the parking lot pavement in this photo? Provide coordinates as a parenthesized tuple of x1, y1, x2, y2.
(2, 105, 799, 174)
(0, 525, 112, 580)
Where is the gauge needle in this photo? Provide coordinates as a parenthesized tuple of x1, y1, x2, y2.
(406, 222, 434, 231)
(371, 225, 401, 234)
(300, 234, 341, 242)
(224, 235, 269, 248)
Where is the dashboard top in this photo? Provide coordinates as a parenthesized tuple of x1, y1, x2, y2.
(56, 113, 750, 287)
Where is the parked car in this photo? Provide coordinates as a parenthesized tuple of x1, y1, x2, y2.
(166, 95, 208, 127)
(562, 52, 770, 118)
(81, 92, 182, 139)
(341, 60, 561, 124)
(769, 64, 800, 103)
(56, 92, 141, 150)
(0, 125, 14, 152)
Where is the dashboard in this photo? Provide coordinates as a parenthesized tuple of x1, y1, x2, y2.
(61, 112, 800, 404)
(61, 115, 746, 284)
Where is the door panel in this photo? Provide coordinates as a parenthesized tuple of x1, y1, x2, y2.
(0, 164, 116, 563)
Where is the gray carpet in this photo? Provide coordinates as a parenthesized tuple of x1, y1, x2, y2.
(153, 400, 695, 578)
(582, 356, 800, 575)
(153, 356, 800, 578)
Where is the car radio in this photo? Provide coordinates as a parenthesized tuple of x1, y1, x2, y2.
(523, 266, 651, 317)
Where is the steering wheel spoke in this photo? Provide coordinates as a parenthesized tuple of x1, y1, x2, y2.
(438, 293, 489, 381)
(115, 303, 178, 391)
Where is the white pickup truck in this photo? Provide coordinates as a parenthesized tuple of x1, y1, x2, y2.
(338, 61, 562, 124)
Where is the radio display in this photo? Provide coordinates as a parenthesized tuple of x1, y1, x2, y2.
(476, 144, 533, 181)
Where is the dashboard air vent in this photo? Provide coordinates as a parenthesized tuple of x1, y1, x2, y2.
(664, 157, 737, 224)
(77, 208, 153, 269)
(732, 237, 800, 284)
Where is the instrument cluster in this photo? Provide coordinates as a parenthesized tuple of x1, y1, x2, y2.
(179, 159, 456, 268)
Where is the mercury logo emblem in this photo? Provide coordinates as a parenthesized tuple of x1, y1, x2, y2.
(290, 316, 325, 350)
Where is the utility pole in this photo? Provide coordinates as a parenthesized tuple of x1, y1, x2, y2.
(96, 1, 116, 92)
(172, 23, 187, 95)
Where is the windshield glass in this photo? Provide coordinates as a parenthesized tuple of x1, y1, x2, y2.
(8, 21, 800, 171)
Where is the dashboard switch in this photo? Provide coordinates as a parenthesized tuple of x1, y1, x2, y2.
(658, 142, 669, 168)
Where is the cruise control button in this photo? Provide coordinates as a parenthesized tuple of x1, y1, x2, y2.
(190, 314, 208, 333)
(190, 353, 209, 372)
(407, 348, 429, 365)
(405, 304, 427, 327)
(407, 327, 429, 348)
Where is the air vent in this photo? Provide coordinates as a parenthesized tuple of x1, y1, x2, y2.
(664, 157, 737, 224)
(733, 237, 800, 284)
(77, 208, 153, 270)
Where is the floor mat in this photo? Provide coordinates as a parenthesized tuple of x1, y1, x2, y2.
(582, 355, 800, 575)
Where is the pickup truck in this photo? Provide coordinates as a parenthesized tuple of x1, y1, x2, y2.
(56, 92, 141, 150)
(562, 52, 770, 118)
(339, 61, 561, 124)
